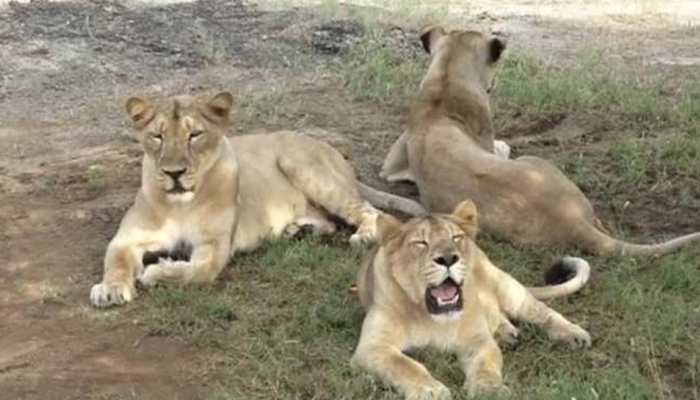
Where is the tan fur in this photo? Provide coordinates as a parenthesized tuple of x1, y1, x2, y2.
(381, 26, 700, 256)
(90, 91, 424, 308)
(352, 200, 591, 399)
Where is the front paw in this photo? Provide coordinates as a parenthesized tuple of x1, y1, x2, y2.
(405, 380, 451, 400)
(90, 281, 136, 308)
(550, 323, 592, 349)
(495, 319, 520, 348)
(138, 259, 193, 286)
(493, 140, 511, 159)
(349, 229, 376, 245)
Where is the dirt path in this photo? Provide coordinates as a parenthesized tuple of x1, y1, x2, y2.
(0, 1, 697, 398)
(0, 1, 299, 398)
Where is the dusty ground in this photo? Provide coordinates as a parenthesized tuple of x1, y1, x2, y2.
(1, 1, 698, 399)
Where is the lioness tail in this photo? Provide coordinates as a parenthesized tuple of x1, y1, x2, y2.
(358, 182, 426, 217)
(583, 223, 700, 256)
(527, 256, 591, 300)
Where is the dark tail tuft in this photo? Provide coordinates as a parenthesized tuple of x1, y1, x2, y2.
(544, 259, 578, 285)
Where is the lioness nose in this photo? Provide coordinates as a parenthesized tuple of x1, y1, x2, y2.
(434, 253, 459, 268)
(162, 168, 187, 181)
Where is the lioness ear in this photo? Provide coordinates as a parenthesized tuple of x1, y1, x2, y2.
(419, 25, 447, 54)
(204, 91, 234, 122)
(488, 37, 506, 63)
(451, 199, 479, 238)
(125, 97, 155, 128)
(376, 212, 402, 243)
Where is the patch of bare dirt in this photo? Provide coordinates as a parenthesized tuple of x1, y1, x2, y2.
(0, 0, 314, 397)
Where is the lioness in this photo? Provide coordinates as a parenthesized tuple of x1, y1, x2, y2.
(380, 26, 700, 256)
(90, 91, 425, 307)
(352, 199, 591, 399)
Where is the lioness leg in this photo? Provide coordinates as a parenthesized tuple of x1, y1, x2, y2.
(352, 312, 451, 399)
(380, 132, 416, 183)
(278, 152, 379, 244)
(91, 205, 169, 307)
(494, 314, 519, 345)
(90, 244, 140, 307)
(513, 296, 591, 348)
(459, 336, 508, 397)
(354, 346, 451, 400)
(139, 240, 231, 286)
(496, 272, 591, 348)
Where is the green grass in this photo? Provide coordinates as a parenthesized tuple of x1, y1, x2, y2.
(192, 24, 229, 66)
(609, 134, 700, 187)
(85, 164, 107, 191)
(327, 27, 426, 105)
(142, 285, 239, 346)
(495, 49, 700, 132)
(234, 85, 302, 132)
(556, 133, 700, 214)
(130, 234, 699, 400)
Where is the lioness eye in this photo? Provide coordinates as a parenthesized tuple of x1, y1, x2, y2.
(453, 235, 465, 243)
(189, 130, 204, 140)
(152, 134, 163, 142)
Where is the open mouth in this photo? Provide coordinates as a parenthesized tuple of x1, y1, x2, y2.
(425, 277, 463, 315)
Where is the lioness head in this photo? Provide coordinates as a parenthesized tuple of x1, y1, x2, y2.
(125, 91, 234, 202)
(377, 200, 480, 320)
(419, 25, 506, 94)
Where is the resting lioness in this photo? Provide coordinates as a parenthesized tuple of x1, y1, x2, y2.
(352, 200, 591, 399)
(380, 26, 700, 256)
(90, 91, 425, 308)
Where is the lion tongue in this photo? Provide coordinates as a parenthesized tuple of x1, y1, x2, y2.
(430, 282, 458, 301)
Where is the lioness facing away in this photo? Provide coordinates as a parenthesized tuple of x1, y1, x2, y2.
(380, 26, 700, 256)
(90, 91, 425, 308)
(352, 200, 591, 399)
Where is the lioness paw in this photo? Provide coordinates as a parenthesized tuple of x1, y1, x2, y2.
(552, 324, 592, 349)
(349, 230, 376, 245)
(406, 381, 451, 400)
(285, 217, 336, 238)
(139, 259, 194, 286)
(495, 318, 520, 347)
(493, 140, 511, 159)
(90, 282, 136, 308)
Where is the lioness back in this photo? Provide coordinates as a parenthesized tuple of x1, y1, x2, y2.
(397, 25, 700, 256)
